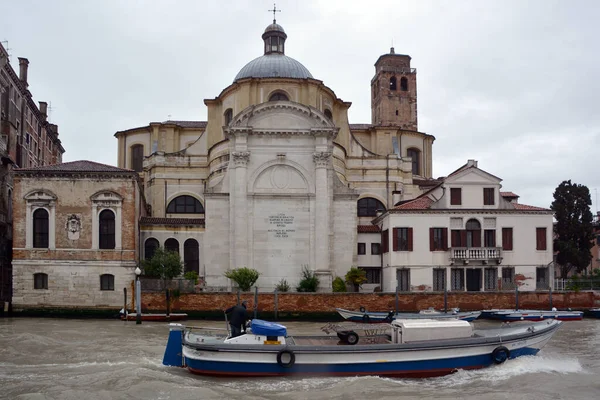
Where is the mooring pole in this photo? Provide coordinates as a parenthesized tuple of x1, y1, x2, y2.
(166, 289, 171, 317)
(136, 277, 142, 325)
(237, 289, 241, 305)
(549, 286, 553, 309)
(515, 285, 519, 311)
(254, 286, 258, 320)
(123, 288, 127, 316)
(395, 286, 399, 314)
(274, 289, 278, 320)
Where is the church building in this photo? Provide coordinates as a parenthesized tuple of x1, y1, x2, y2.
(10, 18, 554, 310)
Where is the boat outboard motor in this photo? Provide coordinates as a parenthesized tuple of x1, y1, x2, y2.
(384, 311, 395, 323)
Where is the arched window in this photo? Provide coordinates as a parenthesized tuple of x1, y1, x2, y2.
(268, 92, 289, 101)
(224, 108, 233, 126)
(465, 219, 481, 248)
(184, 238, 200, 274)
(100, 274, 115, 291)
(130, 144, 144, 172)
(165, 238, 179, 254)
(466, 219, 481, 230)
(390, 76, 397, 91)
(99, 209, 115, 249)
(324, 109, 333, 120)
(407, 148, 420, 175)
(357, 197, 386, 217)
(33, 208, 49, 248)
(144, 238, 160, 260)
(166, 195, 204, 214)
(34, 273, 48, 289)
(400, 77, 408, 91)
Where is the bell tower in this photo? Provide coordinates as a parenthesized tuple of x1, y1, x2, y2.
(371, 48, 418, 130)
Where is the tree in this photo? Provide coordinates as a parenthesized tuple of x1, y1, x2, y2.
(345, 267, 367, 292)
(224, 267, 260, 291)
(141, 247, 184, 288)
(551, 180, 594, 278)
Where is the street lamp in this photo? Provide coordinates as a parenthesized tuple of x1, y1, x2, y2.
(135, 267, 142, 325)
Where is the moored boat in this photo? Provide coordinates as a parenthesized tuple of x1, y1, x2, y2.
(121, 312, 188, 322)
(163, 317, 561, 378)
(587, 308, 600, 318)
(486, 309, 583, 322)
(336, 307, 481, 323)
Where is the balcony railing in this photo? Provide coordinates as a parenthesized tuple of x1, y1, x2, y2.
(450, 247, 503, 264)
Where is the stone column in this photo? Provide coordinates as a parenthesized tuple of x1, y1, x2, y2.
(313, 152, 331, 270)
(231, 151, 250, 269)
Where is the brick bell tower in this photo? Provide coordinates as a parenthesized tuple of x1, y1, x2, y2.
(371, 47, 418, 131)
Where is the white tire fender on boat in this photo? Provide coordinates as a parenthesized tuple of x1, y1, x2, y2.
(492, 346, 510, 364)
(276, 349, 295, 368)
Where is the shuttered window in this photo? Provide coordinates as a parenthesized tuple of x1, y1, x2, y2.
(430, 228, 448, 251)
(502, 228, 513, 250)
(483, 188, 494, 205)
(393, 227, 413, 251)
(536, 227, 547, 250)
(450, 188, 462, 205)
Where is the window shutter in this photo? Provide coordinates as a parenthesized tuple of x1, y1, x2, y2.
(461, 231, 467, 247)
(443, 228, 449, 250)
(408, 228, 413, 251)
(429, 228, 434, 251)
(473, 230, 481, 247)
(502, 228, 513, 250)
(393, 228, 399, 251)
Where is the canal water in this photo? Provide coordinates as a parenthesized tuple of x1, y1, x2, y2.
(1, 317, 599, 399)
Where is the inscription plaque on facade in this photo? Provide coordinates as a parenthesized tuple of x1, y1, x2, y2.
(267, 213, 296, 238)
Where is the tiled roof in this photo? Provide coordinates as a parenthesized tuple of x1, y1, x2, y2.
(500, 191, 520, 198)
(512, 203, 550, 211)
(163, 120, 207, 128)
(140, 217, 205, 226)
(15, 160, 134, 173)
(413, 178, 443, 187)
(393, 196, 435, 210)
(349, 124, 373, 130)
(358, 225, 380, 233)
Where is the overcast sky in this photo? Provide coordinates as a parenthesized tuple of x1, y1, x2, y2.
(1, 0, 599, 213)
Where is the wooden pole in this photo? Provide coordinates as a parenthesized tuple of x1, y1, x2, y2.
(395, 286, 399, 314)
(123, 288, 127, 316)
(515, 285, 519, 311)
(166, 289, 170, 316)
(254, 286, 258, 320)
(274, 289, 278, 320)
(444, 285, 448, 313)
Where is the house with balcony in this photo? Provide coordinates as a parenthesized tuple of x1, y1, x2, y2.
(373, 159, 554, 292)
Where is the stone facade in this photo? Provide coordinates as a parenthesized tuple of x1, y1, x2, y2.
(11, 162, 141, 309)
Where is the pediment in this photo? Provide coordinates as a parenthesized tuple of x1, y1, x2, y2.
(227, 102, 337, 137)
(91, 191, 123, 202)
(445, 167, 502, 185)
(24, 190, 57, 201)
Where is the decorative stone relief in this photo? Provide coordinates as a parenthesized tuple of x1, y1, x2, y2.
(483, 218, 496, 229)
(313, 152, 332, 168)
(450, 217, 463, 229)
(231, 151, 250, 167)
(66, 214, 82, 240)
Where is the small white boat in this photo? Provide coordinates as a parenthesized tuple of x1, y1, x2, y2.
(483, 308, 583, 321)
(163, 318, 561, 378)
(336, 307, 481, 323)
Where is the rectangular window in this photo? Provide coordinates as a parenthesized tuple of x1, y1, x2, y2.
(484, 268, 497, 290)
(100, 274, 115, 291)
(433, 268, 446, 291)
(484, 229, 496, 247)
(502, 228, 513, 250)
(357, 243, 366, 255)
(483, 188, 495, 205)
(393, 227, 413, 251)
(396, 269, 410, 291)
(382, 229, 389, 253)
(536, 267, 549, 290)
(451, 229, 463, 247)
(451, 268, 464, 291)
(430, 227, 447, 251)
(361, 268, 381, 284)
(502, 267, 515, 290)
(34, 273, 48, 289)
(450, 188, 462, 205)
(536, 228, 547, 250)
(371, 243, 381, 255)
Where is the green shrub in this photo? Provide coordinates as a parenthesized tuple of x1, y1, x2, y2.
(224, 267, 260, 291)
(141, 248, 184, 289)
(345, 267, 367, 291)
(332, 277, 346, 292)
(184, 271, 199, 285)
(296, 266, 320, 292)
(275, 278, 290, 292)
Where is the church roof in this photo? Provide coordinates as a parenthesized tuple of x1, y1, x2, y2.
(15, 160, 134, 174)
(163, 120, 207, 128)
(234, 54, 313, 82)
(140, 217, 205, 226)
(358, 225, 380, 233)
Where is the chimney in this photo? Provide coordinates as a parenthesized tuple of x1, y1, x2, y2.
(18, 57, 29, 86)
(39, 101, 48, 121)
(467, 159, 478, 168)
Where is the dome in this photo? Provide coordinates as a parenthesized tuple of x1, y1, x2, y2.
(264, 23, 285, 34)
(234, 54, 313, 82)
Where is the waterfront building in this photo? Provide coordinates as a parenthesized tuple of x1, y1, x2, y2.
(11, 161, 141, 309)
(0, 42, 65, 311)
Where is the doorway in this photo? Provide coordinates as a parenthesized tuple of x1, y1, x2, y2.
(466, 269, 482, 292)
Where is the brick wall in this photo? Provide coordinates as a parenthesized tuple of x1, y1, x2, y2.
(141, 290, 600, 313)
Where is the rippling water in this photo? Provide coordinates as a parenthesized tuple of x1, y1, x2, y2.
(1, 318, 599, 400)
